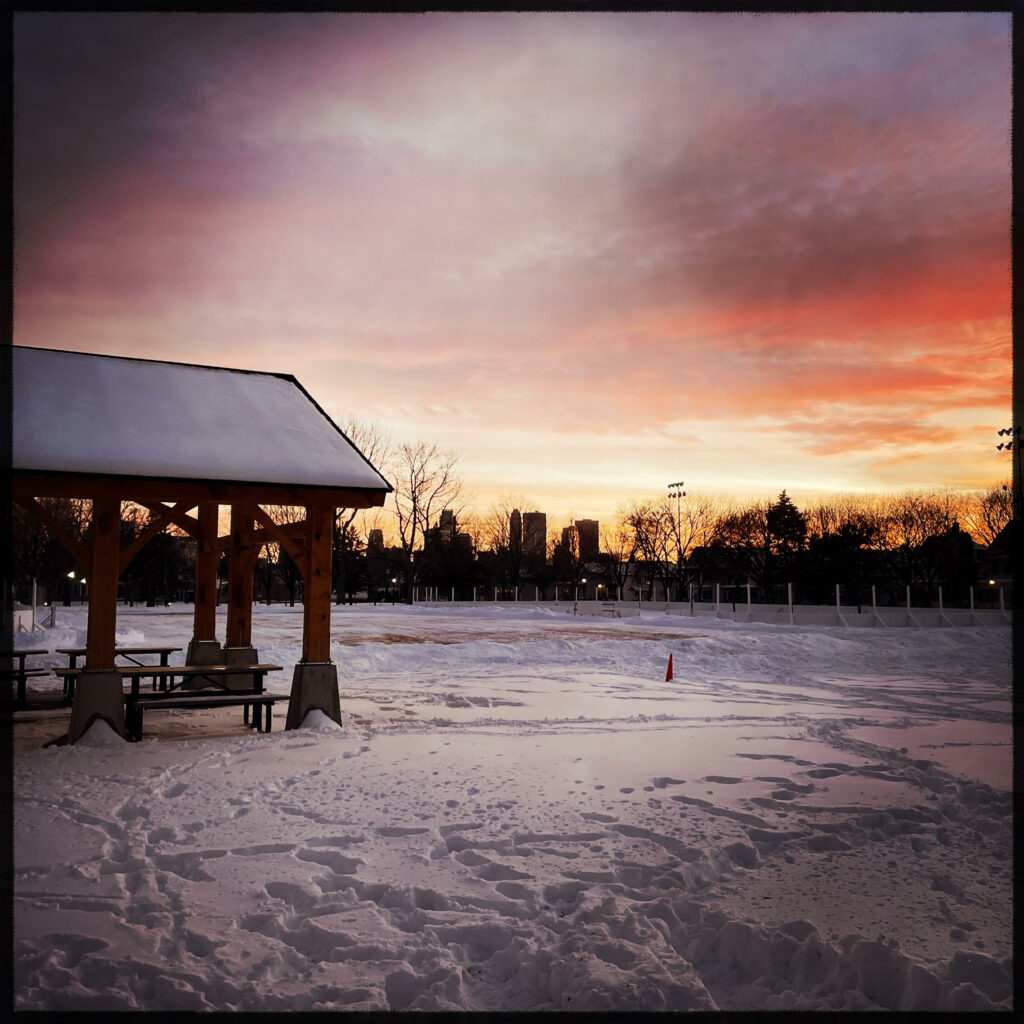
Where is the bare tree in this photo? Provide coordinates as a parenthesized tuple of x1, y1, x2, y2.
(669, 492, 726, 598)
(261, 505, 307, 604)
(876, 490, 960, 589)
(480, 494, 531, 588)
(622, 499, 675, 599)
(457, 511, 486, 554)
(804, 493, 880, 542)
(392, 442, 464, 602)
(480, 494, 528, 552)
(600, 520, 636, 600)
(961, 483, 1013, 546)
(709, 500, 775, 596)
(10, 497, 90, 604)
(333, 417, 398, 602)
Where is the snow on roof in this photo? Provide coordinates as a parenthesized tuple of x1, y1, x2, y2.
(12, 346, 392, 493)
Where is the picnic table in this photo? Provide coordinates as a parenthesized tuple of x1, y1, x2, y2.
(1, 648, 49, 707)
(55, 662, 284, 741)
(56, 646, 183, 700)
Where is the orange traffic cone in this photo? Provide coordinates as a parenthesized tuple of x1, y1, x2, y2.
(665, 653, 674, 681)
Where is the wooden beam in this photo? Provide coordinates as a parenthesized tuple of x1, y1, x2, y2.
(301, 503, 335, 663)
(119, 501, 198, 574)
(193, 502, 219, 642)
(226, 505, 256, 648)
(250, 527, 307, 554)
(13, 470, 388, 510)
(13, 495, 89, 570)
(137, 500, 201, 538)
(236, 502, 304, 562)
(86, 493, 122, 669)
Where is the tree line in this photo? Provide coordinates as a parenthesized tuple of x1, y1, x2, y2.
(7, 417, 1013, 610)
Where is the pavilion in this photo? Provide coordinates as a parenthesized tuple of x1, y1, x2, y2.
(10, 346, 392, 743)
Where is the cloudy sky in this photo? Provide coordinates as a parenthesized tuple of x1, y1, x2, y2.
(13, 11, 1012, 525)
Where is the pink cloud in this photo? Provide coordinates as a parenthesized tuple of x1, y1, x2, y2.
(13, 12, 1012, 507)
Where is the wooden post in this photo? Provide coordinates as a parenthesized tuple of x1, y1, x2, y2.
(70, 491, 129, 744)
(85, 493, 121, 669)
(286, 502, 340, 731)
(193, 501, 219, 643)
(301, 503, 334, 663)
(226, 505, 255, 648)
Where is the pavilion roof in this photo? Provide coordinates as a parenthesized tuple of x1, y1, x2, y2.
(12, 346, 392, 499)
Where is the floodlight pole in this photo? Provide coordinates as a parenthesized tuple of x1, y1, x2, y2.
(668, 481, 686, 602)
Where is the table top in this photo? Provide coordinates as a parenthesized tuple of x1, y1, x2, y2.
(115, 663, 283, 676)
(55, 663, 283, 676)
(55, 645, 183, 655)
(1, 649, 49, 657)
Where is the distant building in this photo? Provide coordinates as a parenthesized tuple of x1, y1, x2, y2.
(510, 509, 522, 559)
(575, 519, 600, 560)
(522, 511, 547, 560)
(438, 510, 457, 543)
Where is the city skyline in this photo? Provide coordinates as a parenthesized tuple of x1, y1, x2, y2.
(13, 12, 1012, 524)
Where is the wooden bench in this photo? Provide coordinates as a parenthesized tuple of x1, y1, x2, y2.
(1, 649, 50, 707)
(126, 692, 279, 742)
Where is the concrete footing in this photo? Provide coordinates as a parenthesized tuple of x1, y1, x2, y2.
(186, 639, 223, 665)
(221, 645, 259, 691)
(68, 670, 128, 744)
(286, 661, 341, 731)
(183, 639, 229, 690)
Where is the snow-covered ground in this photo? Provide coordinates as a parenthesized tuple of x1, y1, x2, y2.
(12, 603, 1013, 1011)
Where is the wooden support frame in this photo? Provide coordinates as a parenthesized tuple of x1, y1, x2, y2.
(193, 502, 220, 643)
(14, 495, 89, 570)
(301, 503, 334, 663)
(13, 467, 387, 740)
(86, 493, 122, 669)
(14, 470, 385, 511)
(120, 501, 199, 574)
(237, 502, 305, 563)
(137, 500, 201, 540)
(226, 506, 257, 649)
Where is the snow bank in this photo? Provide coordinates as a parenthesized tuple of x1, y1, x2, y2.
(300, 709, 345, 733)
(11, 605, 1012, 1011)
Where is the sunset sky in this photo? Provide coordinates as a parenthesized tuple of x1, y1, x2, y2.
(13, 11, 1012, 529)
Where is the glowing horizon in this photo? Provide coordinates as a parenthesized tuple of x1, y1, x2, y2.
(13, 12, 1012, 527)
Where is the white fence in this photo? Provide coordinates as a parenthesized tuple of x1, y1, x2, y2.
(413, 595, 1010, 627)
